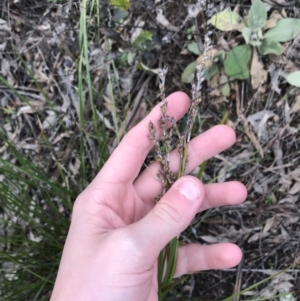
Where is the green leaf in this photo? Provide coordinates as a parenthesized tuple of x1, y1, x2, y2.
(210, 11, 245, 32)
(120, 52, 128, 67)
(181, 62, 196, 83)
(110, 0, 130, 10)
(264, 18, 300, 42)
(112, 8, 129, 22)
(204, 63, 218, 80)
(258, 39, 283, 55)
(224, 45, 251, 80)
(137, 62, 161, 74)
(222, 83, 230, 97)
(187, 42, 201, 55)
(242, 27, 252, 44)
(127, 51, 135, 65)
(248, 0, 267, 30)
(133, 30, 153, 50)
(286, 71, 300, 87)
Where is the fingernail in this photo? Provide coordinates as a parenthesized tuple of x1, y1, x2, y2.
(177, 180, 200, 202)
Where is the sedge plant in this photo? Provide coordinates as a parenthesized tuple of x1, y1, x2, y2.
(148, 36, 213, 300)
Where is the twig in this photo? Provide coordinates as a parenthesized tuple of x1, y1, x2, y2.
(234, 82, 264, 158)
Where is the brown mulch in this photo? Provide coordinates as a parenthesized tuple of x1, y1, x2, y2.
(1, 0, 300, 299)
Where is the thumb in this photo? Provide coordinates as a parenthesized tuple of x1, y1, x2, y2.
(131, 176, 205, 258)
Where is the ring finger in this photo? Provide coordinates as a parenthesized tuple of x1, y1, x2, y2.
(174, 243, 242, 278)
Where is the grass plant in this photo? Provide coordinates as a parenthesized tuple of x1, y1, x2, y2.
(0, 1, 110, 300)
(0, 132, 73, 300)
(150, 36, 213, 300)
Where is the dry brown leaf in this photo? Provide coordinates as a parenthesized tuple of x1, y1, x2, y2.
(263, 0, 289, 6)
(281, 8, 287, 18)
(289, 167, 300, 180)
(251, 48, 267, 92)
(248, 232, 263, 243)
(263, 217, 275, 234)
(288, 182, 300, 195)
(209, 89, 221, 97)
(1, 58, 10, 76)
(263, 10, 282, 30)
(97, 110, 114, 130)
(34, 67, 50, 83)
(103, 95, 121, 113)
(52, 132, 72, 145)
(247, 110, 275, 144)
(130, 18, 145, 43)
(0, 18, 11, 32)
(256, 272, 294, 299)
(217, 166, 228, 183)
(217, 36, 230, 51)
(290, 95, 300, 113)
(69, 157, 81, 176)
(196, 48, 218, 66)
(37, 23, 51, 31)
(280, 225, 290, 239)
(16, 101, 45, 116)
(226, 119, 234, 128)
(42, 111, 57, 130)
(156, 9, 178, 31)
(19, 142, 41, 151)
(241, 113, 264, 157)
(278, 196, 298, 204)
(284, 216, 300, 226)
(199, 235, 219, 243)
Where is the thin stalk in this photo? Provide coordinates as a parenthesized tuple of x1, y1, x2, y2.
(157, 36, 213, 300)
(106, 60, 120, 144)
(220, 264, 299, 301)
(78, 0, 89, 186)
(197, 160, 207, 179)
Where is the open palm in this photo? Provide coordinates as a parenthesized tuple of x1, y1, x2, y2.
(51, 92, 247, 301)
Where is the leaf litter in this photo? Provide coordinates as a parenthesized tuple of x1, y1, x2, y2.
(1, 0, 300, 300)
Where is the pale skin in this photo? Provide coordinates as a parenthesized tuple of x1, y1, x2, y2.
(50, 92, 247, 301)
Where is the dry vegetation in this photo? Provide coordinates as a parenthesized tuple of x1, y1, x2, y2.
(0, 0, 300, 300)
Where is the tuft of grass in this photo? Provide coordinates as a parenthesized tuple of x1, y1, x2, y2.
(0, 1, 110, 300)
(0, 130, 74, 300)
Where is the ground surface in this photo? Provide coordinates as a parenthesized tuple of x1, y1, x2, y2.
(0, 0, 300, 300)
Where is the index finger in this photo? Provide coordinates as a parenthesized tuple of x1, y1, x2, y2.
(92, 91, 190, 185)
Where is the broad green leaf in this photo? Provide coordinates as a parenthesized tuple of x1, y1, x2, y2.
(210, 11, 245, 32)
(187, 42, 201, 55)
(242, 27, 252, 44)
(258, 39, 283, 55)
(127, 51, 135, 65)
(264, 18, 300, 42)
(222, 83, 230, 97)
(120, 52, 128, 67)
(204, 63, 218, 80)
(286, 71, 300, 87)
(133, 30, 153, 50)
(110, 0, 130, 10)
(112, 8, 129, 22)
(248, 0, 267, 30)
(224, 45, 251, 80)
(181, 62, 196, 83)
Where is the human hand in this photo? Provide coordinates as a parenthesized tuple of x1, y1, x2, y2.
(50, 92, 247, 301)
